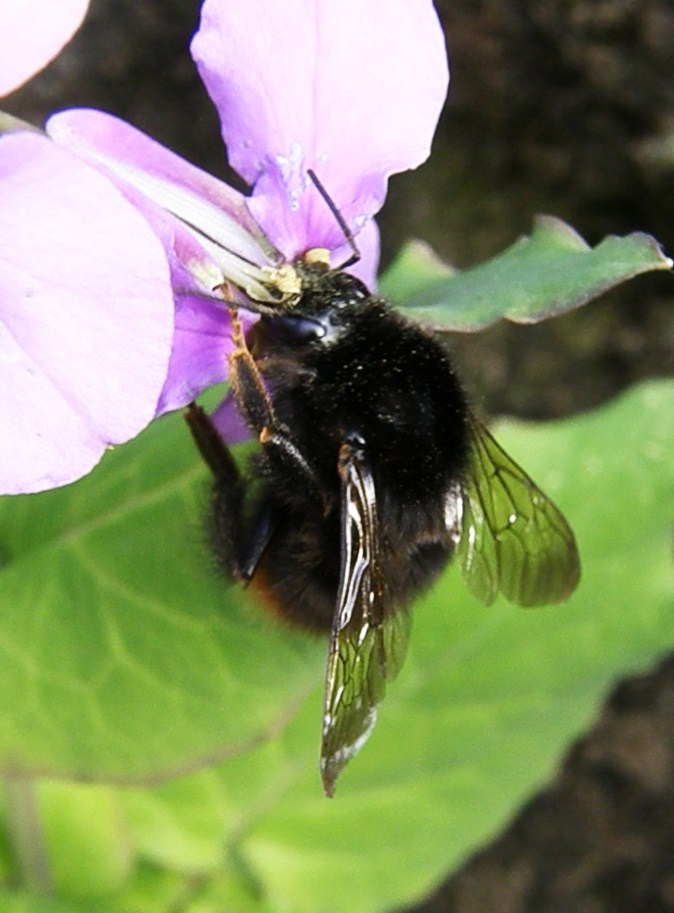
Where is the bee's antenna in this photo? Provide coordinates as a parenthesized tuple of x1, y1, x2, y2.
(307, 168, 361, 270)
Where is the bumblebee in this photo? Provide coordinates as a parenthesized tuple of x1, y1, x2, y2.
(186, 248, 580, 796)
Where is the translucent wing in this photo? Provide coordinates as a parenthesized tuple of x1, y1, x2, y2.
(320, 439, 411, 797)
(456, 414, 580, 607)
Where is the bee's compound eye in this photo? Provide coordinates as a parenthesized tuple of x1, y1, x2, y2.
(267, 315, 326, 342)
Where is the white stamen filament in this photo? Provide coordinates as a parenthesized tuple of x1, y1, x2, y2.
(65, 148, 301, 304)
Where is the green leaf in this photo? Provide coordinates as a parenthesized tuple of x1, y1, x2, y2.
(123, 771, 227, 874)
(36, 782, 132, 900)
(180, 871, 271, 913)
(382, 217, 672, 330)
(151, 380, 671, 913)
(0, 892, 93, 913)
(2, 382, 674, 913)
(0, 413, 321, 781)
(115, 862, 187, 913)
(378, 240, 455, 302)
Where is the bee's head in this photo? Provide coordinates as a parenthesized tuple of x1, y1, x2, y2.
(255, 258, 372, 349)
(297, 259, 370, 311)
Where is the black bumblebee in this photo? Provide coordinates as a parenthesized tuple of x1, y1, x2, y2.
(185, 182, 580, 796)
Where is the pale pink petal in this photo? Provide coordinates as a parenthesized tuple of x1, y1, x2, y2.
(46, 108, 247, 225)
(211, 390, 250, 444)
(48, 109, 285, 308)
(47, 109, 267, 267)
(0, 0, 89, 96)
(156, 290, 233, 415)
(334, 219, 380, 291)
(0, 132, 173, 494)
(46, 110, 267, 416)
(191, 0, 448, 258)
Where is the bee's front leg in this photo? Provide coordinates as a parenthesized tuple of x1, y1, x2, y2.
(228, 307, 324, 500)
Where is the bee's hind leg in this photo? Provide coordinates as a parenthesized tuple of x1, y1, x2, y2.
(185, 402, 250, 582)
(184, 401, 241, 484)
(185, 402, 283, 585)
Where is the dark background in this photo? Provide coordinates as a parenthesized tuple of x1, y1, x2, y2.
(6, 1, 674, 910)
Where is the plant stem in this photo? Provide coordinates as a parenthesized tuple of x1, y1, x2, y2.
(4, 777, 52, 894)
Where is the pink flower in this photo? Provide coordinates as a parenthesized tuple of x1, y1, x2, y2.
(0, 0, 90, 96)
(0, 0, 174, 494)
(1, 0, 448, 493)
(0, 134, 174, 492)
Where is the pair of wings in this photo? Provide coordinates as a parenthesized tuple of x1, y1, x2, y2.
(320, 415, 580, 796)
